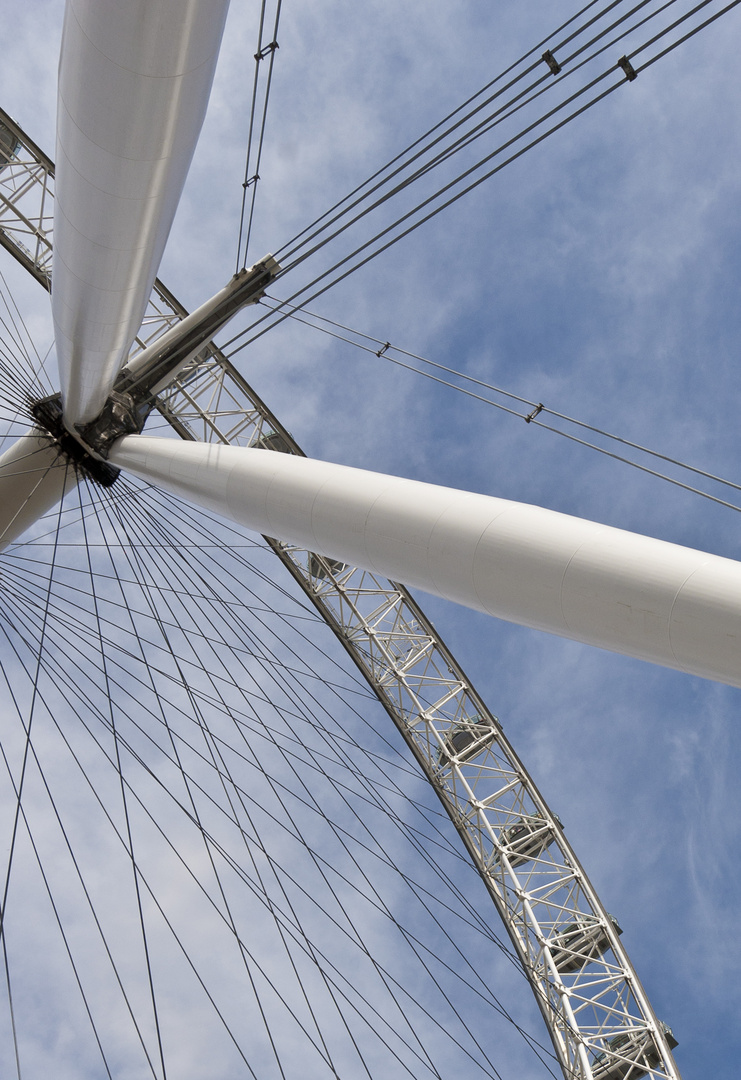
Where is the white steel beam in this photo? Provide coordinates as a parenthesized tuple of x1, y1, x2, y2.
(53, 0, 230, 428)
(0, 431, 75, 549)
(109, 435, 741, 688)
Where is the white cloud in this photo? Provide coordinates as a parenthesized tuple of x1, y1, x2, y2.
(2, 2, 741, 1077)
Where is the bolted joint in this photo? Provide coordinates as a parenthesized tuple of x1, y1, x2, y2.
(76, 389, 148, 459)
(119, 254, 280, 401)
(41, 254, 282, 466)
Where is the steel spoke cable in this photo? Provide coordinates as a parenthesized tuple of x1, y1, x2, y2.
(1, 576, 404, 826)
(1, 509, 550, 1075)
(86, 479, 294, 1080)
(0, 353, 33, 397)
(0, 583, 257, 851)
(78, 484, 175, 1080)
(0, 270, 52, 399)
(8, 604, 448, 1080)
(0, 349, 46, 410)
(0, 670, 26, 1080)
(86, 490, 455, 803)
(98, 490, 550, 1071)
(95, 486, 440, 872)
(106, 531, 355, 1080)
(0, 932, 21, 1080)
(8, 486, 447, 933)
(1, 373, 546, 1071)
(0, 608, 175, 1077)
(0, 594, 336, 1077)
(0, 563, 160, 1078)
(0, 494, 86, 550)
(0, 273, 37, 367)
(0, 449, 71, 553)
(91, 494, 376, 737)
(100, 485, 476, 854)
(99, 513, 371, 774)
(0, 668, 141, 1080)
(235, 708, 512, 1080)
(167, 616, 450, 1080)
(0, 567, 410, 822)
(11, 649, 265, 1077)
(106, 482, 375, 699)
(0, 441, 60, 476)
(1, 561, 440, 864)
(0, 365, 37, 414)
(0, 739, 115, 1080)
(101, 480, 430, 772)
(86, 488, 540, 1071)
(0, 460, 70, 945)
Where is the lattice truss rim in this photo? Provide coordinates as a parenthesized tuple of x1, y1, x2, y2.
(0, 102, 680, 1080)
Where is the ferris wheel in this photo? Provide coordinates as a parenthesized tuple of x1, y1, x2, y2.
(0, 2, 739, 1078)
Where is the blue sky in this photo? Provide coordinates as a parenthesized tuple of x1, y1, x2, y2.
(1, 2, 740, 1077)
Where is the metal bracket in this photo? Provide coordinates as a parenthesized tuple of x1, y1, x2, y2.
(542, 50, 562, 76)
(618, 55, 638, 81)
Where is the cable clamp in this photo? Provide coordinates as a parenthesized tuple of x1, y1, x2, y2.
(242, 174, 260, 190)
(376, 342, 390, 358)
(524, 403, 543, 424)
(255, 41, 279, 61)
(617, 55, 637, 81)
(542, 50, 561, 76)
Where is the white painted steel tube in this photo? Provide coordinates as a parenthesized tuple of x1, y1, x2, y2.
(110, 436, 741, 688)
(54, 0, 230, 428)
(0, 432, 77, 550)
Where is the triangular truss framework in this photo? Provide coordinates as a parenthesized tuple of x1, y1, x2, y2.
(0, 104, 680, 1080)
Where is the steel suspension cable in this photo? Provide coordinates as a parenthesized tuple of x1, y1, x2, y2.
(262, 294, 741, 515)
(271, 0, 631, 267)
(272, 0, 665, 276)
(226, 0, 738, 355)
(235, 0, 282, 272)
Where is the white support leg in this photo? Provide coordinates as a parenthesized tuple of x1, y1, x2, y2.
(109, 435, 741, 688)
(0, 431, 76, 550)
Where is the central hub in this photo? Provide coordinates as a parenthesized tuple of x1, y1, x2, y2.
(29, 257, 281, 488)
(30, 394, 120, 486)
